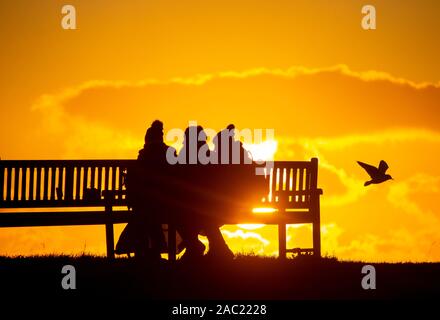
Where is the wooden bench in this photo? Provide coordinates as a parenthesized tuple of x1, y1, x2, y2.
(0, 158, 322, 260)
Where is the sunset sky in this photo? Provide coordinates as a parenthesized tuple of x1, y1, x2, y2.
(1, 0, 440, 262)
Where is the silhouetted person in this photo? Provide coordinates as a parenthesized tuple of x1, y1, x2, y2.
(357, 160, 393, 186)
(118, 120, 176, 260)
(179, 125, 236, 260)
(212, 124, 252, 165)
(138, 120, 173, 164)
(207, 124, 254, 259)
(176, 125, 209, 260)
(177, 125, 211, 164)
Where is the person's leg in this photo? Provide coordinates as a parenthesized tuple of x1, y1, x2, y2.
(134, 229, 150, 259)
(205, 225, 233, 259)
(147, 222, 165, 259)
(178, 225, 205, 259)
(134, 205, 162, 260)
(132, 209, 150, 258)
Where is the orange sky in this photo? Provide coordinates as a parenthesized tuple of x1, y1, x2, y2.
(1, 0, 440, 262)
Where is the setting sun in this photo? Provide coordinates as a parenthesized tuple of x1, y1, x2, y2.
(244, 140, 278, 162)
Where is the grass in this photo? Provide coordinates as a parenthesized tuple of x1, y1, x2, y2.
(0, 254, 439, 300)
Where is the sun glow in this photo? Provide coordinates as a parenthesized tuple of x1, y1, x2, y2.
(244, 140, 278, 161)
(252, 207, 277, 214)
(237, 224, 266, 230)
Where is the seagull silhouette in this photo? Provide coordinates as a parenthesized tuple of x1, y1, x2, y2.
(357, 160, 393, 186)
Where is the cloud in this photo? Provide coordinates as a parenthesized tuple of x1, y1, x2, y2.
(32, 65, 440, 107)
(387, 174, 440, 224)
(31, 64, 440, 147)
(276, 129, 440, 207)
(322, 226, 440, 263)
(281, 129, 440, 151)
(221, 227, 272, 255)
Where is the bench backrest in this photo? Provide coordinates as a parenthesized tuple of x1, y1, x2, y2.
(0, 159, 320, 210)
(267, 158, 319, 209)
(0, 160, 132, 208)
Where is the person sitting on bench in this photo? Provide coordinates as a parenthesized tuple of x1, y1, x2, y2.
(117, 120, 176, 260)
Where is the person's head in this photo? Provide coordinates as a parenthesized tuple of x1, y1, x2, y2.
(214, 124, 235, 148)
(151, 120, 163, 131)
(184, 125, 206, 144)
(144, 120, 164, 143)
(197, 125, 207, 142)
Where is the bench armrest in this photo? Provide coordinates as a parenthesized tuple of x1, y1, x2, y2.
(311, 188, 323, 196)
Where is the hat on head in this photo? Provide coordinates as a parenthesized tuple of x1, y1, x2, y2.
(151, 120, 163, 131)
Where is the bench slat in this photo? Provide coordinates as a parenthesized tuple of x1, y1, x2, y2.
(21, 167, 27, 201)
(13, 167, 19, 201)
(97, 166, 103, 193)
(111, 166, 117, 193)
(49, 167, 55, 200)
(0, 211, 131, 228)
(298, 167, 304, 202)
(83, 166, 89, 197)
(223, 211, 315, 224)
(0, 210, 314, 228)
(57, 166, 64, 200)
(305, 167, 311, 202)
(104, 166, 109, 191)
(75, 166, 81, 200)
(91, 166, 96, 189)
(0, 166, 4, 202)
(118, 167, 124, 200)
(36, 167, 41, 201)
(5, 167, 11, 201)
(64, 165, 73, 201)
(43, 167, 49, 201)
(0, 199, 128, 208)
(29, 167, 35, 201)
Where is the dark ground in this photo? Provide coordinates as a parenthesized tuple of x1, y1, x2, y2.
(0, 255, 439, 301)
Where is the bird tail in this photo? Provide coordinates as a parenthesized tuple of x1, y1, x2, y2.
(364, 181, 372, 187)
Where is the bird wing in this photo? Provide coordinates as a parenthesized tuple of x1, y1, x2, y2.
(378, 160, 389, 174)
(357, 161, 378, 178)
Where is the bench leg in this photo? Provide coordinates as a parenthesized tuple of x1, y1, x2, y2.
(278, 223, 286, 259)
(168, 223, 176, 262)
(312, 198, 321, 257)
(313, 220, 321, 257)
(104, 202, 115, 259)
(105, 222, 115, 259)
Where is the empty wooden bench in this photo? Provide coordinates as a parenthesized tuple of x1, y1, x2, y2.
(0, 158, 322, 259)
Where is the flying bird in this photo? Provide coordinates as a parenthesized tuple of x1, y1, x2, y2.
(357, 160, 393, 186)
